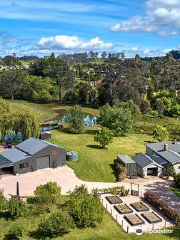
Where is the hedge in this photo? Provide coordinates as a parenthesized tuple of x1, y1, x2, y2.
(144, 192, 180, 226)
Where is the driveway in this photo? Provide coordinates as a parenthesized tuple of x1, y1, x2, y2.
(0, 166, 179, 213)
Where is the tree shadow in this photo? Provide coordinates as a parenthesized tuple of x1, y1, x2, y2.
(0, 212, 14, 221)
(85, 129, 99, 135)
(109, 162, 118, 181)
(86, 145, 103, 149)
(29, 229, 70, 240)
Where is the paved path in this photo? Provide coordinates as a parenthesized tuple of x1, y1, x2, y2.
(0, 166, 179, 213)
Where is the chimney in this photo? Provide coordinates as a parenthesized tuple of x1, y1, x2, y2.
(164, 144, 168, 151)
(174, 139, 177, 145)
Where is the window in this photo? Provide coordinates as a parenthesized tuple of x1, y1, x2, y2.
(19, 163, 29, 169)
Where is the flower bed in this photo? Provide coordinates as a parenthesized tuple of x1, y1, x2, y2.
(141, 212, 162, 224)
(130, 202, 149, 212)
(124, 214, 145, 226)
(105, 196, 123, 204)
(144, 192, 180, 226)
(114, 204, 133, 214)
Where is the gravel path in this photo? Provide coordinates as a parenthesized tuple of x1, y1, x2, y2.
(0, 166, 179, 213)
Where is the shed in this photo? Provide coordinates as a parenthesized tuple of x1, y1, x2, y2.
(0, 138, 66, 174)
(39, 131, 51, 140)
(117, 155, 137, 176)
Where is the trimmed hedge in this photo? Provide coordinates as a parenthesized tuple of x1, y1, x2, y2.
(144, 192, 180, 226)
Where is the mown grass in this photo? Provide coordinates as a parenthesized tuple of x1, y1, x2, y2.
(51, 128, 151, 182)
(170, 185, 180, 198)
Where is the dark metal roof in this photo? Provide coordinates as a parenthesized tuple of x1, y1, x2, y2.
(146, 141, 180, 164)
(117, 155, 136, 164)
(0, 138, 66, 168)
(151, 155, 168, 165)
(0, 148, 30, 163)
(132, 153, 163, 169)
(0, 155, 12, 167)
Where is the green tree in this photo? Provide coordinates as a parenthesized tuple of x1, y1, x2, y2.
(34, 182, 61, 213)
(12, 107, 39, 140)
(65, 105, 85, 133)
(100, 104, 133, 136)
(94, 127, 113, 148)
(156, 98, 165, 115)
(67, 185, 104, 228)
(141, 99, 151, 114)
(0, 98, 10, 141)
(38, 210, 74, 238)
(153, 125, 169, 142)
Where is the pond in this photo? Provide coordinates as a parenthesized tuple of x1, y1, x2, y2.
(41, 109, 98, 131)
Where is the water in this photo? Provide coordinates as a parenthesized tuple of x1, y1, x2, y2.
(41, 109, 98, 131)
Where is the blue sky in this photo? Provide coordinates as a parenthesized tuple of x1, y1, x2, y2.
(0, 0, 180, 57)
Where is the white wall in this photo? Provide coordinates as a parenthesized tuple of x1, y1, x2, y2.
(173, 163, 180, 174)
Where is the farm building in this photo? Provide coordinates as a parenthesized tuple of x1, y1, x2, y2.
(0, 138, 66, 174)
(117, 155, 137, 176)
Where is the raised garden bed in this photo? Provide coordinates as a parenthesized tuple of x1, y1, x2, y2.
(130, 202, 149, 212)
(124, 214, 145, 226)
(105, 195, 123, 204)
(114, 204, 133, 214)
(141, 212, 162, 224)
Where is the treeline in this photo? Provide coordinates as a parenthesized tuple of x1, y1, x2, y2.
(1, 53, 180, 117)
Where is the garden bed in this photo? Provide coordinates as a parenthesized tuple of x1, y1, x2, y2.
(124, 214, 145, 226)
(105, 196, 123, 204)
(114, 204, 133, 214)
(141, 212, 162, 224)
(130, 202, 149, 212)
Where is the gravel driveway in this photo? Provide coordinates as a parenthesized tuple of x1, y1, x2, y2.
(0, 166, 179, 213)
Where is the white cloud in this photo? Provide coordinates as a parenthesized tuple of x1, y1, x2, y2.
(35, 35, 114, 51)
(110, 0, 180, 36)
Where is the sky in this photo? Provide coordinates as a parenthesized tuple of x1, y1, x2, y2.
(0, 0, 180, 57)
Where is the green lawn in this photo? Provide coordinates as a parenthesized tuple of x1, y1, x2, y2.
(51, 129, 151, 182)
(170, 185, 180, 197)
(0, 205, 179, 240)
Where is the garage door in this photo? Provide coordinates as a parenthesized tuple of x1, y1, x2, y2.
(37, 155, 50, 170)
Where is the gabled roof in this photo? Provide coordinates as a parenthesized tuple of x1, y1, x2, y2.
(132, 153, 163, 169)
(0, 138, 65, 168)
(117, 155, 136, 164)
(146, 141, 180, 164)
(151, 155, 168, 165)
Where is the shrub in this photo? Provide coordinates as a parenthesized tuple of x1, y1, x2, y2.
(34, 182, 61, 213)
(152, 125, 169, 142)
(93, 186, 129, 196)
(68, 185, 104, 228)
(6, 225, 24, 239)
(175, 173, 180, 186)
(38, 210, 74, 238)
(94, 127, 113, 148)
(8, 198, 26, 218)
(114, 160, 127, 181)
(144, 192, 180, 226)
(65, 105, 85, 133)
(0, 189, 6, 211)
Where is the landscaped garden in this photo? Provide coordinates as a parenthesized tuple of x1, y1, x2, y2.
(105, 196, 123, 204)
(141, 212, 162, 224)
(130, 202, 149, 212)
(124, 214, 145, 226)
(114, 204, 133, 214)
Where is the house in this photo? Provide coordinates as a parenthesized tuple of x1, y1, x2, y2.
(117, 155, 137, 176)
(146, 140, 180, 174)
(132, 153, 163, 178)
(0, 138, 66, 174)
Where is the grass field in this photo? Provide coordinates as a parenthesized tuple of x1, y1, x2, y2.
(51, 128, 151, 182)
(0, 201, 179, 240)
(170, 185, 180, 198)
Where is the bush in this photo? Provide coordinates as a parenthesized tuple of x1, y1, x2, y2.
(153, 125, 169, 142)
(8, 198, 26, 218)
(38, 210, 74, 238)
(175, 173, 180, 186)
(114, 160, 127, 181)
(144, 192, 180, 226)
(94, 127, 113, 148)
(65, 105, 85, 133)
(68, 185, 104, 228)
(93, 186, 129, 196)
(6, 225, 24, 239)
(0, 189, 6, 211)
(34, 182, 61, 213)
